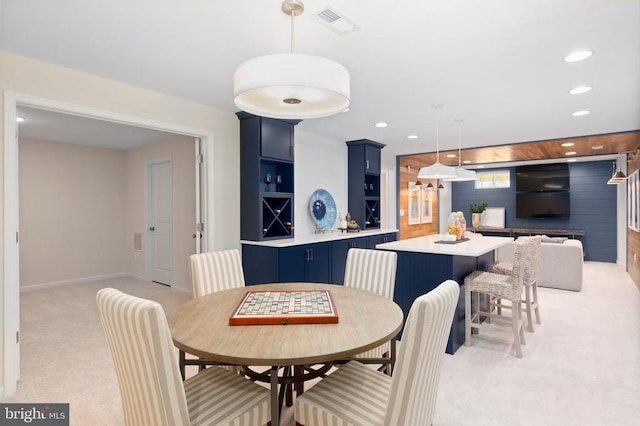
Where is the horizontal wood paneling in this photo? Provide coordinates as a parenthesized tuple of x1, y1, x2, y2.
(401, 131, 640, 168)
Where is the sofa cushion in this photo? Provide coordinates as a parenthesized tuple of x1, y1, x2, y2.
(540, 235, 568, 244)
(495, 238, 583, 291)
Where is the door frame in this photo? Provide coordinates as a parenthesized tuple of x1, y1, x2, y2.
(146, 157, 173, 285)
(2, 91, 215, 397)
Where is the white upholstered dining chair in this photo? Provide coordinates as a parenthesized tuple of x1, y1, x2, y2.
(342, 248, 398, 373)
(96, 288, 270, 426)
(295, 279, 459, 426)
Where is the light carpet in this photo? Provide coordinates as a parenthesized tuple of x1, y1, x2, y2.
(2, 262, 639, 425)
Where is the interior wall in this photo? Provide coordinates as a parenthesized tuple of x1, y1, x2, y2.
(1, 50, 241, 388)
(396, 162, 439, 240)
(18, 136, 196, 292)
(125, 136, 196, 292)
(19, 139, 126, 287)
(451, 161, 617, 262)
(294, 129, 348, 235)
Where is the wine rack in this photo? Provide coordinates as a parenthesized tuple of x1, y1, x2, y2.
(262, 195, 293, 239)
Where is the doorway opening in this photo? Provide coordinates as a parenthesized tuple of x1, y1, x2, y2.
(3, 91, 215, 397)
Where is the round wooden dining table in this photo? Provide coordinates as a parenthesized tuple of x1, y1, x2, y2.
(167, 282, 404, 426)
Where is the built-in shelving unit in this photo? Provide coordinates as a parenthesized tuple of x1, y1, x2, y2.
(347, 139, 385, 230)
(237, 112, 300, 241)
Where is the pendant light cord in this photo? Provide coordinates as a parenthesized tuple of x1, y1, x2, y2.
(290, 7, 295, 54)
(456, 118, 464, 167)
(433, 104, 443, 162)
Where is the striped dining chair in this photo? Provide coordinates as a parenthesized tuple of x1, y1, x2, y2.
(190, 249, 245, 298)
(185, 249, 245, 376)
(343, 248, 398, 373)
(295, 280, 460, 426)
(96, 288, 270, 426)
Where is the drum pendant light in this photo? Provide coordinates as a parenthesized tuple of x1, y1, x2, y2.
(418, 105, 457, 179)
(233, 0, 350, 119)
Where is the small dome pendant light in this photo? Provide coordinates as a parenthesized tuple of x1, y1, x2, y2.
(418, 105, 457, 179)
(443, 119, 477, 182)
(607, 153, 628, 184)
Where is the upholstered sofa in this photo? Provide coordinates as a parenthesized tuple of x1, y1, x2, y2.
(495, 237, 584, 291)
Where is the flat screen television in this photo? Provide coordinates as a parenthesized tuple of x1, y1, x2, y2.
(516, 192, 570, 219)
(515, 163, 570, 192)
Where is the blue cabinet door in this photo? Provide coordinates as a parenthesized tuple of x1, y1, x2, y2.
(279, 245, 308, 282)
(367, 232, 398, 249)
(306, 242, 331, 283)
(330, 237, 368, 284)
(279, 243, 331, 283)
(261, 119, 293, 161)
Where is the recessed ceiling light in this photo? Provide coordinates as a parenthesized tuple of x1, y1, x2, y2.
(567, 159, 577, 162)
(592, 144, 604, 150)
(375, 122, 388, 128)
(564, 50, 593, 62)
(16, 117, 25, 123)
(446, 154, 456, 158)
(407, 135, 418, 139)
(572, 110, 590, 116)
(463, 160, 471, 164)
(561, 142, 574, 147)
(565, 151, 577, 156)
(569, 86, 592, 95)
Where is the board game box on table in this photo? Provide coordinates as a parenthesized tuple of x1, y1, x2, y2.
(229, 290, 339, 325)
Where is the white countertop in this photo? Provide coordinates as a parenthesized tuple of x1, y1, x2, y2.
(241, 228, 398, 248)
(376, 234, 513, 257)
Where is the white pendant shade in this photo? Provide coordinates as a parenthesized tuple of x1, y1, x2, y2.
(234, 53, 350, 119)
(607, 170, 627, 185)
(443, 167, 477, 182)
(417, 162, 457, 179)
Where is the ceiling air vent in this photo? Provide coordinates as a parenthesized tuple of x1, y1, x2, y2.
(311, 6, 359, 35)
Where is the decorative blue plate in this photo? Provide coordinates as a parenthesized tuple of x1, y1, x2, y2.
(309, 189, 337, 230)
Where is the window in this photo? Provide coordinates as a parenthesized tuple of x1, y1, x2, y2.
(475, 170, 511, 189)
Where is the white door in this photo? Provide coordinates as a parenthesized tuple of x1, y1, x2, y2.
(149, 160, 173, 285)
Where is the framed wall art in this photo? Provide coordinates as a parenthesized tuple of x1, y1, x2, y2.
(407, 182, 421, 225)
(420, 185, 433, 223)
(628, 170, 639, 231)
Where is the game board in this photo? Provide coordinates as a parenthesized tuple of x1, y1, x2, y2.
(229, 290, 339, 325)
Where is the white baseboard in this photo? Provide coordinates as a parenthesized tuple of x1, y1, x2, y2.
(20, 273, 131, 292)
(172, 286, 192, 295)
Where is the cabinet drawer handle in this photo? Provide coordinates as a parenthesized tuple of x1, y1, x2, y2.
(310, 249, 314, 261)
(366, 160, 370, 169)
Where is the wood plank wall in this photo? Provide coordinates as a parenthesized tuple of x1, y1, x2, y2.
(627, 150, 640, 291)
(398, 166, 439, 239)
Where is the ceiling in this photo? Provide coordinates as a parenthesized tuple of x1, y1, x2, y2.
(16, 106, 183, 149)
(2, 0, 639, 158)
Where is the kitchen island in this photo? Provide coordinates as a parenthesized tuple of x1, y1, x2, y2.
(377, 234, 512, 354)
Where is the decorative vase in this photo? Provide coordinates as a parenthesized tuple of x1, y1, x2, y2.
(472, 213, 481, 229)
